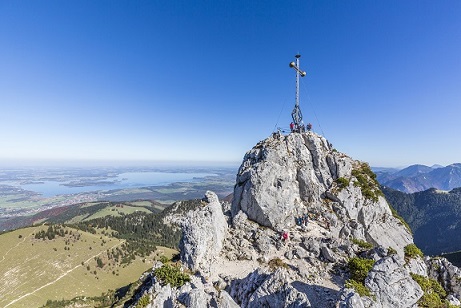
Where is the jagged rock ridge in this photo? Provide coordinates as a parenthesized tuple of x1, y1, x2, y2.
(232, 132, 412, 254)
(130, 132, 461, 308)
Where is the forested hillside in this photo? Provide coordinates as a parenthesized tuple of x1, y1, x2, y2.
(383, 186, 461, 255)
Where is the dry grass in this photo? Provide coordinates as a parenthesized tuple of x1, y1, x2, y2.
(0, 225, 176, 308)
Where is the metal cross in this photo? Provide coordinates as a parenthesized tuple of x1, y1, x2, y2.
(289, 54, 307, 131)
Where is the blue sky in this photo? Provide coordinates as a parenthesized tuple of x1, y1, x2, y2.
(0, 1, 460, 167)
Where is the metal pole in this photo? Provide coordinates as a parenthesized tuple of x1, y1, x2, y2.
(290, 54, 305, 130)
(295, 54, 300, 110)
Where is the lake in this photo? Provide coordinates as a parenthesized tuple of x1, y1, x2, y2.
(16, 171, 216, 197)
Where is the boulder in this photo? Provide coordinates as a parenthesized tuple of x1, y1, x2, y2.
(184, 288, 211, 308)
(426, 257, 461, 300)
(338, 288, 365, 308)
(229, 268, 311, 307)
(320, 245, 336, 263)
(405, 256, 428, 277)
(218, 290, 240, 308)
(151, 283, 173, 308)
(302, 237, 321, 256)
(365, 255, 423, 307)
(179, 191, 228, 274)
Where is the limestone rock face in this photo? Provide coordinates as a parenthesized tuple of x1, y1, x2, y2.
(232, 132, 412, 254)
(365, 255, 423, 307)
(184, 288, 212, 307)
(426, 257, 461, 301)
(339, 289, 365, 308)
(179, 191, 228, 274)
(232, 132, 334, 229)
(151, 282, 173, 307)
(229, 268, 311, 307)
(218, 290, 241, 308)
(405, 256, 428, 277)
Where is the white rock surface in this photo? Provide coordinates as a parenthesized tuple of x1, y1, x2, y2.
(230, 268, 311, 307)
(232, 132, 412, 254)
(405, 256, 428, 277)
(218, 290, 240, 308)
(339, 289, 365, 308)
(365, 255, 423, 307)
(151, 282, 172, 307)
(426, 256, 461, 301)
(179, 191, 228, 274)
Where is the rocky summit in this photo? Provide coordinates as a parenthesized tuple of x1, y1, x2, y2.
(131, 131, 461, 307)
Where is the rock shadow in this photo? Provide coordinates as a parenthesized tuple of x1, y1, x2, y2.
(292, 281, 340, 308)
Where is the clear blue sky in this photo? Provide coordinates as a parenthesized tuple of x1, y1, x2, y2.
(1, 1, 460, 167)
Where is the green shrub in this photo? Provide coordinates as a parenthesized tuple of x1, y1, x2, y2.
(345, 279, 372, 297)
(418, 292, 443, 308)
(268, 257, 289, 271)
(154, 264, 190, 288)
(346, 257, 375, 298)
(336, 177, 350, 189)
(135, 294, 150, 308)
(352, 238, 373, 249)
(387, 247, 397, 255)
(96, 257, 104, 268)
(348, 257, 375, 283)
(159, 255, 170, 264)
(410, 274, 446, 298)
(411, 273, 448, 307)
(404, 244, 424, 259)
(351, 163, 383, 203)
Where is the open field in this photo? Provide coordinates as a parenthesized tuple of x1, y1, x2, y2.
(81, 204, 153, 221)
(130, 201, 153, 207)
(1, 200, 168, 232)
(0, 195, 47, 210)
(0, 225, 176, 308)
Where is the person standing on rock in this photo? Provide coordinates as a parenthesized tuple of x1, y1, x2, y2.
(300, 121, 305, 132)
(304, 214, 309, 226)
(282, 231, 289, 241)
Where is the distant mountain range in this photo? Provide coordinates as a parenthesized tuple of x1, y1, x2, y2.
(375, 163, 461, 193)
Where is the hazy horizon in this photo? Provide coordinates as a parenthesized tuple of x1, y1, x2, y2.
(0, 157, 456, 170)
(0, 159, 241, 169)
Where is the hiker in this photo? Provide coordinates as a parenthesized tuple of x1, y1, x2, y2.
(290, 122, 295, 132)
(282, 231, 289, 241)
(295, 217, 301, 226)
(307, 123, 312, 131)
